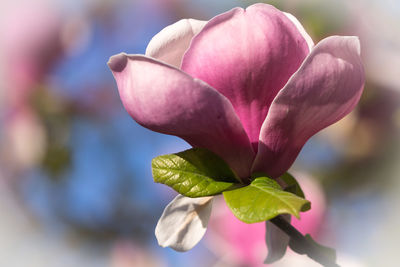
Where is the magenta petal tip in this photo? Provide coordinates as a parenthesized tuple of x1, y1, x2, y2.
(108, 53, 128, 72)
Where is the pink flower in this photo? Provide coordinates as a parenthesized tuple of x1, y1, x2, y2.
(108, 3, 364, 181)
(0, 0, 61, 108)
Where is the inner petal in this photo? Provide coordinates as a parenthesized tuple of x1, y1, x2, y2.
(181, 4, 310, 151)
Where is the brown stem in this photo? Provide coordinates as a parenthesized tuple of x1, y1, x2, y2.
(270, 215, 340, 267)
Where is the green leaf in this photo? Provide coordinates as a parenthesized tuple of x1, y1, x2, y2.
(223, 177, 310, 223)
(152, 148, 240, 197)
(280, 172, 311, 212)
(289, 234, 337, 264)
(280, 172, 305, 197)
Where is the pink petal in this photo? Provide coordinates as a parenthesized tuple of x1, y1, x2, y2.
(145, 19, 207, 68)
(283, 12, 314, 51)
(253, 36, 365, 178)
(181, 4, 310, 151)
(108, 53, 254, 179)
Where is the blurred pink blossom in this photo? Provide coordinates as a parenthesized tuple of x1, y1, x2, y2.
(206, 173, 326, 267)
(0, 0, 62, 171)
(1, 108, 46, 172)
(0, 0, 62, 109)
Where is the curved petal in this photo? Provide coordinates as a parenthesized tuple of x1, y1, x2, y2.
(253, 36, 365, 178)
(181, 3, 310, 151)
(108, 53, 254, 179)
(155, 195, 213, 252)
(145, 19, 207, 68)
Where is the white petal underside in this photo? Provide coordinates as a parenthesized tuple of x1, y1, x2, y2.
(155, 195, 213, 252)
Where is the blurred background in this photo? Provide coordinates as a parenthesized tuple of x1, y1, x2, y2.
(0, 0, 399, 266)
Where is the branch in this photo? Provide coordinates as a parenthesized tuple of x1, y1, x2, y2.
(270, 215, 340, 267)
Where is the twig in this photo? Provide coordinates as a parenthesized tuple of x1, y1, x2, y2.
(270, 215, 340, 267)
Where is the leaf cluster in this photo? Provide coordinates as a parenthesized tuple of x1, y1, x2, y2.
(152, 148, 309, 223)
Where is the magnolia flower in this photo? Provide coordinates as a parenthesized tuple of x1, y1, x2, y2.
(109, 3, 364, 253)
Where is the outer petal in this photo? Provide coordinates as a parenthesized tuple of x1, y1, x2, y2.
(181, 3, 310, 150)
(108, 54, 254, 179)
(265, 215, 291, 264)
(145, 19, 207, 68)
(155, 195, 213, 252)
(253, 36, 365, 178)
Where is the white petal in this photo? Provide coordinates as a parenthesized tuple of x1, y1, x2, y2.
(264, 215, 291, 264)
(145, 19, 207, 68)
(155, 195, 213, 252)
(284, 12, 314, 51)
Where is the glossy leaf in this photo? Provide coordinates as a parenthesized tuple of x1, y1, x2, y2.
(223, 177, 310, 223)
(152, 148, 240, 197)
